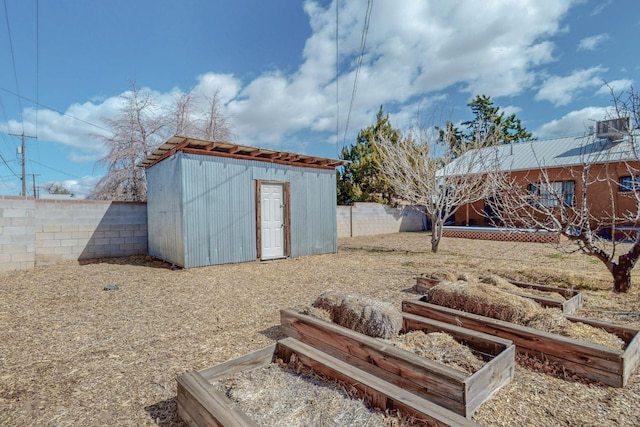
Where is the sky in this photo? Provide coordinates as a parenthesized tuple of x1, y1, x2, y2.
(0, 0, 637, 198)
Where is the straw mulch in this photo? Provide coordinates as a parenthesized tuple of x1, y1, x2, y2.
(390, 330, 484, 375)
(313, 291, 403, 339)
(1, 232, 639, 426)
(214, 361, 403, 427)
(309, 292, 484, 374)
(479, 274, 567, 301)
(426, 280, 625, 350)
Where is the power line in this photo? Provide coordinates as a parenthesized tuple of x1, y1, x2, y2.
(335, 0, 339, 157)
(0, 150, 19, 179)
(342, 0, 373, 146)
(0, 87, 113, 134)
(3, 0, 25, 135)
(36, 0, 39, 136)
(29, 159, 82, 179)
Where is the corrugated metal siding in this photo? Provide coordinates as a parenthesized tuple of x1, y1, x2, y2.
(443, 133, 640, 176)
(146, 153, 185, 266)
(289, 169, 337, 257)
(181, 155, 256, 267)
(179, 153, 337, 267)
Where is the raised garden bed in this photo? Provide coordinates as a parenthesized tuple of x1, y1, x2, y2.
(281, 309, 514, 418)
(415, 278, 583, 315)
(402, 298, 640, 388)
(176, 338, 481, 426)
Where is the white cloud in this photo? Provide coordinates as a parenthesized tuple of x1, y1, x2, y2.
(223, 0, 577, 145)
(535, 66, 607, 106)
(536, 106, 612, 137)
(2, 0, 580, 157)
(577, 33, 610, 51)
(590, 0, 612, 16)
(595, 79, 634, 96)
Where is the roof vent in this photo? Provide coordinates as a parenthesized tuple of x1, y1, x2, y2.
(596, 117, 629, 140)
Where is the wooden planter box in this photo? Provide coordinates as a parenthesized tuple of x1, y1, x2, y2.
(403, 298, 640, 388)
(281, 309, 514, 418)
(177, 338, 480, 427)
(415, 278, 583, 314)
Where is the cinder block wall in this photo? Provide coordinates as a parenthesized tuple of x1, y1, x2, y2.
(0, 196, 36, 271)
(337, 202, 425, 237)
(0, 198, 147, 272)
(336, 206, 352, 238)
(34, 200, 147, 264)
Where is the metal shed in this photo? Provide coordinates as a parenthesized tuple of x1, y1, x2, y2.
(140, 136, 345, 268)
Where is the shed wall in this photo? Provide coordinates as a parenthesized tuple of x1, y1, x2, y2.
(146, 154, 185, 266)
(178, 153, 337, 268)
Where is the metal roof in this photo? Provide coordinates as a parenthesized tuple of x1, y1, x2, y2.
(138, 135, 347, 170)
(442, 133, 640, 176)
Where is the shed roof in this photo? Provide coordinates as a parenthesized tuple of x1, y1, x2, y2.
(442, 132, 640, 176)
(138, 136, 347, 170)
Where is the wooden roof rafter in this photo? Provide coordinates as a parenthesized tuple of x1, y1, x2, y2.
(139, 136, 347, 170)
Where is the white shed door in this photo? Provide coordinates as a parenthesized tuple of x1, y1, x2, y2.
(261, 183, 285, 259)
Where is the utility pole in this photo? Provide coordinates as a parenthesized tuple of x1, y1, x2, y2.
(31, 174, 40, 198)
(9, 132, 37, 196)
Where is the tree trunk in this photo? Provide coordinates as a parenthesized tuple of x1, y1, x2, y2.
(431, 234, 440, 253)
(430, 216, 442, 253)
(612, 261, 633, 293)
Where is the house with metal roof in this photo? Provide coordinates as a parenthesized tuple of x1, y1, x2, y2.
(445, 119, 640, 228)
(140, 136, 345, 268)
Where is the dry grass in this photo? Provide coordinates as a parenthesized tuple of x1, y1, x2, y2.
(0, 232, 639, 426)
(313, 291, 403, 339)
(390, 331, 484, 375)
(427, 280, 542, 324)
(214, 362, 396, 427)
(426, 279, 626, 350)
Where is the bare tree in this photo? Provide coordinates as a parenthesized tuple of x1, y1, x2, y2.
(199, 88, 232, 141)
(485, 87, 640, 292)
(374, 124, 499, 253)
(89, 82, 167, 201)
(90, 82, 233, 201)
(44, 182, 72, 195)
(167, 87, 231, 141)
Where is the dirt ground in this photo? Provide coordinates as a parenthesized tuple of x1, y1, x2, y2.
(1, 232, 639, 426)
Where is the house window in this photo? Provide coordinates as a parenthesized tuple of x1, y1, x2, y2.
(619, 176, 640, 192)
(528, 181, 575, 207)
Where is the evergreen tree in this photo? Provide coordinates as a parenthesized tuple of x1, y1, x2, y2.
(337, 106, 401, 205)
(439, 95, 533, 151)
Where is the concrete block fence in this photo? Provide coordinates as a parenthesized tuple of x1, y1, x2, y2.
(0, 196, 147, 272)
(337, 202, 425, 237)
(1, 198, 424, 272)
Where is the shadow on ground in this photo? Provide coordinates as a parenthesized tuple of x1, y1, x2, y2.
(259, 324, 284, 340)
(144, 397, 187, 427)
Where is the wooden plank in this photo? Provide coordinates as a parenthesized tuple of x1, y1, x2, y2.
(509, 280, 576, 298)
(177, 382, 227, 427)
(176, 371, 258, 427)
(562, 292, 583, 315)
(623, 333, 640, 387)
(282, 309, 465, 379)
(402, 299, 627, 387)
(464, 345, 515, 417)
(565, 315, 638, 341)
(276, 337, 480, 427)
(281, 309, 467, 412)
(403, 313, 515, 417)
(198, 344, 277, 381)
